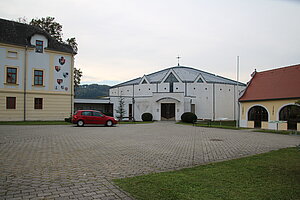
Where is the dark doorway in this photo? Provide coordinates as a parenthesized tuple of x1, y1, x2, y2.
(248, 106, 268, 128)
(129, 104, 133, 120)
(161, 103, 175, 120)
(279, 105, 300, 130)
(191, 104, 195, 114)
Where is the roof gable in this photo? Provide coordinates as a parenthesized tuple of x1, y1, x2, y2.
(239, 64, 300, 102)
(0, 18, 75, 54)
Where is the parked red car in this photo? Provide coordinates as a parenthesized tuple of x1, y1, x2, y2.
(72, 110, 117, 127)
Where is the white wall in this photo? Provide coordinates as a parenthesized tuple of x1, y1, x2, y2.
(109, 80, 245, 121)
(0, 46, 25, 89)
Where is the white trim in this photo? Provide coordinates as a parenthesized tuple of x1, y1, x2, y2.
(246, 104, 270, 122)
(161, 69, 182, 83)
(277, 103, 300, 121)
(139, 75, 150, 84)
(193, 73, 206, 83)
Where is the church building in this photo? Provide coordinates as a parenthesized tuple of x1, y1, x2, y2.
(109, 65, 246, 121)
(0, 18, 76, 121)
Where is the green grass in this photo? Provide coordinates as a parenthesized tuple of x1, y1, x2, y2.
(0, 121, 72, 125)
(176, 121, 244, 130)
(118, 121, 154, 124)
(253, 129, 300, 135)
(114, 147, 300, 200)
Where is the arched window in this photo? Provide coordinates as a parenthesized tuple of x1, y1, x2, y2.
(279, 105, 300, 130)
(248, 106, 268, 128)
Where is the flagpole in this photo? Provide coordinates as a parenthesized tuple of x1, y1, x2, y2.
(236, 56, 240, 128)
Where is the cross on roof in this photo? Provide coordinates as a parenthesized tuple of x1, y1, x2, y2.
(176, 55, 181, 66)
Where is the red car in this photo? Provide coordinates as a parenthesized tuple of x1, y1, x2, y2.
(72, 110, 117, 127)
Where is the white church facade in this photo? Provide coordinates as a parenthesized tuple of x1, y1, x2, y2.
(109, 66, 246, 121)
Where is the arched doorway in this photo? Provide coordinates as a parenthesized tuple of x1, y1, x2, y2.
(248, 106, 268, 128)
(279, 105, 300, 130)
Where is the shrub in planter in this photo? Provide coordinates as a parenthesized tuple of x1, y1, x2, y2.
(142, 113, 153, 121)
(181, 112, 197, 123)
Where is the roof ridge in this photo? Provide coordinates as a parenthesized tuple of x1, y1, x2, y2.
(257, 64, 300, 74)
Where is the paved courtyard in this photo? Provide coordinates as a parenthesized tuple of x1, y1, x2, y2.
(0, 122, 299, 200)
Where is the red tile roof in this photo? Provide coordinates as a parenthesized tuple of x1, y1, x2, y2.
(239, 64, 300, 102)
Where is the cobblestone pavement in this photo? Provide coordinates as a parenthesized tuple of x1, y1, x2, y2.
(0, 122, 299, 200)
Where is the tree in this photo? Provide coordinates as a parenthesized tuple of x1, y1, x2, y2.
(23, 16, 82, 85)
(74, 68, 82, 88)
(66, 37, 78, 53)
(30, 17, 63, 42)
(16, 16, 28, 24)
(115, 97, 126, 121)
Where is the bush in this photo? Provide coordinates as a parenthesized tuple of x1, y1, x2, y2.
(181, 112, 197, 123)
(64, 117, 71, 123)
(142, 113, 153, 121)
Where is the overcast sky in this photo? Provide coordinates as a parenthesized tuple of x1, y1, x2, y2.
(1, 0, 300, 85)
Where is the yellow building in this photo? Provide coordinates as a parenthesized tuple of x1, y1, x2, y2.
(0, 18, 76, 121)
(239, 64, 300, 131)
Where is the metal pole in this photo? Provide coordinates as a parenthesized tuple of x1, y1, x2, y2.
(23, 46, 28, 121)
(236, 56, 240, 128)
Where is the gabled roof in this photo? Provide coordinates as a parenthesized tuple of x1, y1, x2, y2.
(111, 66, 245, 88)
(239, 64, 300, 102)
(0, 18, 75, 54)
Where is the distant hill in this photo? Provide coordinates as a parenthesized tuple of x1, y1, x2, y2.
(75, 84, 110, 99)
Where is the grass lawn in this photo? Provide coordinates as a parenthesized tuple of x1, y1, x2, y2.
(0, 121, 72, 125)
(253, 129, 300, 135)
(114, 147, 300, 200)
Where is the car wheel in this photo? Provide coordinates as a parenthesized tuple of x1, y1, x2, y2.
(106, 120, 113, 127)
(77, 120, 84, 127)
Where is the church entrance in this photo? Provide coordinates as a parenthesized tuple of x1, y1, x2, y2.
(161, 103, 175, 121)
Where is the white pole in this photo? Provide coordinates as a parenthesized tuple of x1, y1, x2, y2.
(236, 56, 240, 128)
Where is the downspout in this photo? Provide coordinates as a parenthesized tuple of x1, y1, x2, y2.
(212, 83, 215, 121)
(23, 46, 28, 121)
(132, 84, 135, 121)
(71, 53, 74, 116)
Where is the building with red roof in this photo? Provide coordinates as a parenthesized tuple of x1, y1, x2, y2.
(239, 64, 300, 131)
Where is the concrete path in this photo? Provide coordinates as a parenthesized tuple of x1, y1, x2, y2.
(0, 122, 299, 199)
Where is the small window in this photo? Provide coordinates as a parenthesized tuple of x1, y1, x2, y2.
(81, 111, 92, 116)
(149, 88, 151, 90)
(7, 67, 17, 84)
(34, 70, 43, 85)
(205, 88, 207, 90)
(142, 79, 147, 84)
(36, 40, 43, 53)
(93, 112, 103, 117)
(7, 51, 18, 58)
(34, 98, 43, 109)
(197, 78, 203, 83)
(6, 97, 16, 109)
